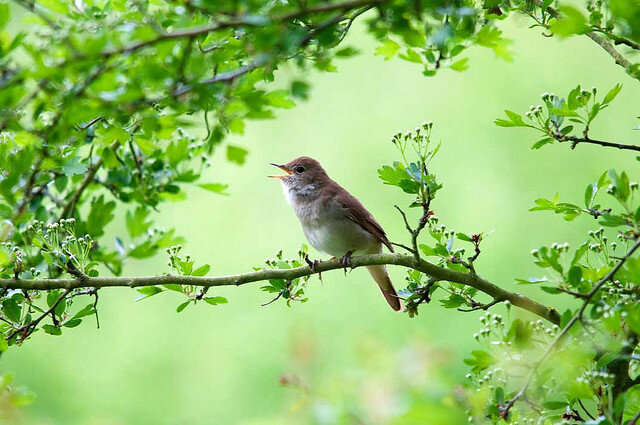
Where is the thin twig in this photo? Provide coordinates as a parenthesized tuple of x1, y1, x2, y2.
(457, 297, 503, 312)
(556, 134, 640, 152)
(6, 288, 72, 342)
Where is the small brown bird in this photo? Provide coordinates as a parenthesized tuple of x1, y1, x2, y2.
(269, 157, 401, 311)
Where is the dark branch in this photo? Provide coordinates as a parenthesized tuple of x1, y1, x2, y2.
(6, 288, 72, 342)
(555, 134, 640, 152)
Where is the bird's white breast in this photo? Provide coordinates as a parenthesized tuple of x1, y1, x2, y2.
(281, 184, 379, 257)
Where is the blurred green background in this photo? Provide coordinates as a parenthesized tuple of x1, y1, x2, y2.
(3, 12, 639, 425)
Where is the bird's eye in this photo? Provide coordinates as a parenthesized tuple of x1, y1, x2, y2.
(294, 166, 305, 174)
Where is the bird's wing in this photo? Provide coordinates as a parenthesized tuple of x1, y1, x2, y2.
(330, 184, 395, 253)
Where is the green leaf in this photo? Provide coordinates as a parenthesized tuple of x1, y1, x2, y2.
(374, 39, 400, 60)
(0, 2, 9, 31)
(135, 286, 164, 301)
(463, 350, 495, 373)
(63, 318, 82, 328)
(543, 401, 568, 410)
(61, 157, 89, 177)
(204, 296, 228, 305)
(47, 290, 61, 308)
(86, 195, 116, 237)
(531, 138, 554, 150)
(496, 110, 528, 127)
(176, 300, 191, 313)
(599, 213, 628, 227)
(13, 131, 40, 147)
(42, 324, 62, 335)
(568, 265, 582, 286)
(549, 6, 590, 37)
(198, 183, 228, 195)
(603, 83, 622, 104)
(572, 243, 588, 265)
(72, 304, 96, 319)
(540, 286, 562, 294)
(265, 90, 296, 109)
(191, 264, 210, 277)
(166, 138, 189, 167)
(290, 81, 310, 100)
(449, 58, 469, 72)
(419, 244, 437, 257)
(440, 293, 466, 308)
(378, 162, 411, 187)
(398, 178, 420, 194)
(567, 85, 582, 110)
(551, 106, 579, 117)
(125, 206, 151, 238)
(584, 183, 598, 208)
(515, 277, 549, 285)
(456, 233, 472, 242)
(226, 145, 248, 165)
(506, 319, 533, 349)
(134, 138, 156, 155)
(227, 118, 245, 134)
(2, 299, 21, 323)
(334, 46, 359, 58)
(399, 48, 422, 64)
(162, 284, 183, 293)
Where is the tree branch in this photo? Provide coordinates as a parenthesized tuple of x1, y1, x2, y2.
(554, 134, 640, 152)
(5, 288, 72, 342)
(501, 237, 640, 417)
(532, 0, 639, 81)
(0, 253, 561, 324)
(59, 0, 385, 65)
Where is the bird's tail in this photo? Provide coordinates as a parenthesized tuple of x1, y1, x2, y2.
(366, 265, 402, 312)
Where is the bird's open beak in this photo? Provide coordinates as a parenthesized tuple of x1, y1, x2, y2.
(268, 163, 292, 179)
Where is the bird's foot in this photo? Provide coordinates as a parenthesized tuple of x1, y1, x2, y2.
(304, 254, 322, 281)
(339, 251, 354, 274)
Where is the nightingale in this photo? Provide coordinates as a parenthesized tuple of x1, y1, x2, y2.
(269, 156, 401, 311)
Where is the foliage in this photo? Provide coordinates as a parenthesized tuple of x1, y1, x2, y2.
(1, 0, 640, 423)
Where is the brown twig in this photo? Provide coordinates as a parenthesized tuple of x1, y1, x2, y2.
(457, 297, 503, 312)
(5, 288, 72, 342)
(555, 134, 640, 152)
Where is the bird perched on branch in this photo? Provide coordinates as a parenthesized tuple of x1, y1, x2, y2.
(269, 156, 401, 311)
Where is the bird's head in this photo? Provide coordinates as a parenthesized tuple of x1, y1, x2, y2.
(269, 156, 329, 190)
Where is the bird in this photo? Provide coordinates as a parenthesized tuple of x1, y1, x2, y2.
(269, 156, 401, 311)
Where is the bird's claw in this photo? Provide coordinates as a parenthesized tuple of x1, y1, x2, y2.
(340, 251, 354, 274)
(305, 254, 322, 281)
